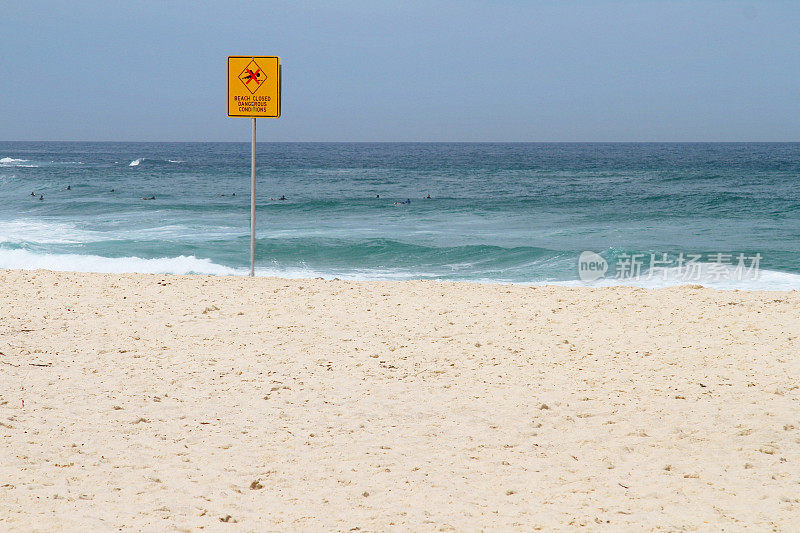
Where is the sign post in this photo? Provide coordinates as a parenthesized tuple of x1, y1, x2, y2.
(227, 56, 281, 276)
(250, 117, 256, 276)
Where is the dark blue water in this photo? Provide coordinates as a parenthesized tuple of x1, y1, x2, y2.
(1, 142, 798, 288)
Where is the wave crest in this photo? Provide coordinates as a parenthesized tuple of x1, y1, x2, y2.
(1, 156, 37, 168)
(0, 249, 237, 276)
(0, 248, 797, 290)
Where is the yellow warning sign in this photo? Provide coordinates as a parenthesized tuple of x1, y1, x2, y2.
(227, 56, 280, 117)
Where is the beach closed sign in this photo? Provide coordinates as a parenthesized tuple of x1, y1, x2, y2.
(227, 56, 281, 117)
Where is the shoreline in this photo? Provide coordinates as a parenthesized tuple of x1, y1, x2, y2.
(1, 269, 799, 529)
(1, 263, 800, 291)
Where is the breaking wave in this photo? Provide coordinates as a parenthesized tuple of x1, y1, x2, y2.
(1, 157, 38, 168)
(0, 249, 237, 276)
(0, 247, 797, 290)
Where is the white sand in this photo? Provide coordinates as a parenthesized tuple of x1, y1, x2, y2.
(1, 269, 799, 530)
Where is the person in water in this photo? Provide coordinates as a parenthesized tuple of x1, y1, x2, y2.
(39, 195, 43, 201)
(279, 195, 286, 201)
(66, 185, 71, 190)
(30, 191, 36, 197)
(142, 196, 155, 200)
(426, 194, 431, 199)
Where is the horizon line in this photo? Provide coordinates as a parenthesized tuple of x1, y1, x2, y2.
(3, 140, 800, 144)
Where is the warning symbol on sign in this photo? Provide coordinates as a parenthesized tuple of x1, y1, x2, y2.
(239, 59, 266, 94)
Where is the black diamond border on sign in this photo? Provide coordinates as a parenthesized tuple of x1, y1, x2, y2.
(238, 59, 266, 94)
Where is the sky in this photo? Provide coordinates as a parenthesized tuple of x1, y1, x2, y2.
(1, 1, 798, 142)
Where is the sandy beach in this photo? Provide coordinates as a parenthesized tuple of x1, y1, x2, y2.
(1, 269, 798, 530)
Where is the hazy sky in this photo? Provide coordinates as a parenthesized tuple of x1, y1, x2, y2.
(2, 1, 798, 142)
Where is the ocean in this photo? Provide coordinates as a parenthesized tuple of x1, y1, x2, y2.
(1, 142, 798, 290)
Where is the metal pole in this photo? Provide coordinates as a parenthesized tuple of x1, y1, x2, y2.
(250, 117, 256, 277)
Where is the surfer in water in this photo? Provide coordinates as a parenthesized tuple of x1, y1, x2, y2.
(142, 196, 155, 200)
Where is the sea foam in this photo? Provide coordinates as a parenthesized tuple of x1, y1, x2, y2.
(539, 264, 800, 291)
(0, 249, 237, 276)
(0, 248, 797, 290)
(1, 157, 38, 167)
(0, 220, 106, 245)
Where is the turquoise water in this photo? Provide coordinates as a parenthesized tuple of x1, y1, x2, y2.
(1, 142, 798, 289)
